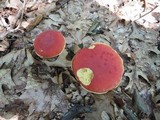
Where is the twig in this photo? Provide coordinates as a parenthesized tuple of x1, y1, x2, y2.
(142, 0, 147, 12)
(15, 0, 28, 30)
(135, 5, 158, 21)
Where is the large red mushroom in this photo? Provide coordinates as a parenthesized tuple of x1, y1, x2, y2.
(72, 43, 124, 94)
(34, 30, 66, 58)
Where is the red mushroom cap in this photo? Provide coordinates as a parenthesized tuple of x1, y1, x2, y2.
(34, 30, 66, 58)
(72, 43, 124, 94)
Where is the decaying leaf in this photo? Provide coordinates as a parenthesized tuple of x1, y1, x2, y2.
(133, 89, 151, 115)
(101, 111, 110, 120)
(20, 75, 69, 116)
(62, 105, 95, 120)
(156, 80, 160, 91)
(85, 94, 115, 120)
(0, 69, 15, 108)
(114, 96, 138, 120)
(129, 22, 145, 41)
(123, 105, 139, 120)
(124, 67, 150, 90)
(0, 50, 21, 68)
(153, 107, 160, 120)
(24, 49, 34, 67)
(49, 14, 64, 24)
(0, 49, 33, 68)
(87, 19, 102, 35)
(0, 49, 34, 99)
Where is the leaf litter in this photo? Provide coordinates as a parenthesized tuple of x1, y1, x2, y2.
(0, 0, 160, 119)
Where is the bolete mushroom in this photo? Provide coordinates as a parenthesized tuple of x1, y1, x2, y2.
(72, 43, 124, 94)
(34, 30, 66, 58)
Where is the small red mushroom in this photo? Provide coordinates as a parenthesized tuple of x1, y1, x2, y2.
(72, 43, 124, 94)
(34, 30, 66, 58)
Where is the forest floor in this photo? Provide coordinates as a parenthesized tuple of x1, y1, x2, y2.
(0, 0, 160, 120)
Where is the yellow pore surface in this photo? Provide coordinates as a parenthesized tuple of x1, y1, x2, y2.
(76, 68, 94, 86)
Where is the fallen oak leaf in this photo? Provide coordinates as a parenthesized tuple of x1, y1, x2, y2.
(148, 47, 160, 55)
(25, 0, 71, 31)
(124, 74, 134, 90)
(20, 80, 69, 115)
(124, 67, 150, 90)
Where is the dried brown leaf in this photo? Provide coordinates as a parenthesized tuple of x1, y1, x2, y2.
(20, 79, 69, 116)
(85, 94, 115, 120)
